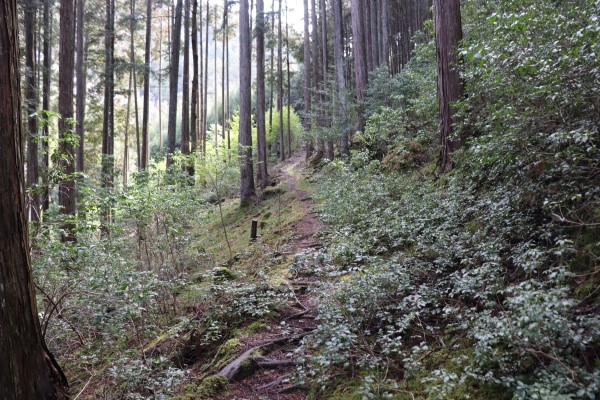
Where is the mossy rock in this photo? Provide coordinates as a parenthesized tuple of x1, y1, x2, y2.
(212, 266, 236, 282)
(262, 184, 286, 198)
(213, 338, 244, 370)
(189, 374, 229, 398)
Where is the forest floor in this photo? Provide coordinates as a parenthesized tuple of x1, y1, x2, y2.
(212, 154, 324, 400)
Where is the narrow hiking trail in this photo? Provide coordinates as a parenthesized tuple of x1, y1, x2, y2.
(214, 155, 326, 400)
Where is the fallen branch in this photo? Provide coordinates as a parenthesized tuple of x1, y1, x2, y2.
(255, 357, 298, 368)
(257, 374, 292, 390)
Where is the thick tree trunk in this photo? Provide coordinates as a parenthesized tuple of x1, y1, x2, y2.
(256, 0, 268, 188)
(58, 0, 77, 241)
(141, 0, 152, 169)
(303, 0, 313, 159)
(24, 0, 40, 222)
(167, 0, 183, 167)
(433, 0, 463, 172)
(239, 0, 255, 206)
(1, 5, 69, 395)
(182, 0, 191, 164)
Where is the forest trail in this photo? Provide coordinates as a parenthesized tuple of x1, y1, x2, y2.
(214, 154, 325, 400)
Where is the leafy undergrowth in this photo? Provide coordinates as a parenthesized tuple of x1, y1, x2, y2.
(33, 155, 323, 399)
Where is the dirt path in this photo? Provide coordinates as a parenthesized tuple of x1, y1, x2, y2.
(215, 154, 325, 400)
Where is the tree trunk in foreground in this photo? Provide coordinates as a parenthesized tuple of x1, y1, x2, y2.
(0, 0, 69, 396)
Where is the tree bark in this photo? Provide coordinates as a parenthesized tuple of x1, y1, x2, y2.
(58, 0, 77, 241)
(203, 1, 210, 154)
(191, 0, 198, 173)
(256, 0, 268, 188)
(350, 0, 367, 131)
(433, 0, 463, 172)
(167, 0, 183, 167)
(42, 0, 53, 212)
(310, 0, 321, 158)
(239, 0, 255, 206)
(75, 0, 86, 173)
(333, 0, 349, 156)
(0, 0, 69, 396)
(102, 0, 115, 190)
(285, 0, 291, 159)
(277, 0, 284, 161)
(24, 0, 40, 222)
(182, 0, 191, 164)
(303, 0, 312, 159)
(141, 0, 152, 169)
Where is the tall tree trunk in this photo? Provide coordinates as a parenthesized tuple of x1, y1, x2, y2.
(191, 0, 198, 174)
(124, 64, 132, 186)
(239, 0, 255, 206)
(256, 0, 267, 188)
(76, 0, 86, 173)
(333, 0, 349, 156)
(141, 0, 152, 169)
(277, 0, 284, 161)
(433, 0, 463, 172)
(182, 0, 191, 164)
(203, 1, 210, 154)
(370, 0, 379, 68)
(167, 0, 183, 167)
(350, 0, 366, 131)
(158, 15, 163, 152)
(213, 3, 218, 151)
(42, 0, 53, 212)
(221, 1, 227, 156)
(226, 18, 230, 155)
(303, 0, 312, 159)
(380, 0, 389, 68)
(198, 1, 204, 154)
(102, 0, 115, 189)
(285, 0, 291, 159)
(310, 0, 321, 158)
(268, 0, 274, 152)
(0, 2, 68, 395)
(320, 0, 334, 160)
(24, 0, 40, 222)
(58, 0, 77, 241)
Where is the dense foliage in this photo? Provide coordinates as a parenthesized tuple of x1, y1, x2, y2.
(297, 1, 600, 398)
